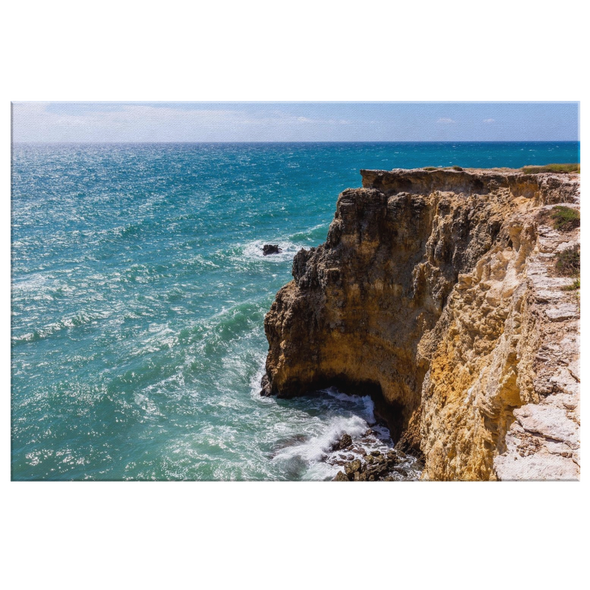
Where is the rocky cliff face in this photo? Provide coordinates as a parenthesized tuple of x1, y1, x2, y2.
(261, 168, 580, 480)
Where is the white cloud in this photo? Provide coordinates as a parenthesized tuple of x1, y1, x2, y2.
(437, 117, 456, 124)
(483, 118, 495, 124)
(305, 118, 350, 125)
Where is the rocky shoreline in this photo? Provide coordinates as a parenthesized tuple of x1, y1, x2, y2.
(330, 432, 422, 481)
(321, 427, 423, 481)
(261, 167, 580, 480)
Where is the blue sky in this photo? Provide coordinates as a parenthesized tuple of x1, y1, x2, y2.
(12, 102, 579, 143)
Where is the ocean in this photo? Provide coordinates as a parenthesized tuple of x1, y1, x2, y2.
(11, 141, 580, 480)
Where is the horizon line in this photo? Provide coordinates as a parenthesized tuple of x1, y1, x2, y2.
(12, 139, 581, 145)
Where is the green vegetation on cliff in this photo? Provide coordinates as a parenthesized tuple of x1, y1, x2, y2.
(551, 205, 580, 231)
(521, 163, 580, 174)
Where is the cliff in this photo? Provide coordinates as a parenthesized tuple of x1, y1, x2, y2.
(261, 167, 580, 481)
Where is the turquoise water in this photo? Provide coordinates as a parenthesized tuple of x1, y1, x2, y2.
(11, 141, 580, 480)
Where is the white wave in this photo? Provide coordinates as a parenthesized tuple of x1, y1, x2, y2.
(261, 384, 411, 479)
(322, 387, 377, 424)
(248, 357, 410, 479)
(272, 414, 369, 464)
(249, 357, 271, 403)
(12, 309, 111, 345)
(12, 272, 48, 293)
(304, 461, 342, 480)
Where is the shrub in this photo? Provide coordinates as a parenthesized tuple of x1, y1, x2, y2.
(452, 166, 463, 171)
(551, 206, 580, 231)
(555, 245, 580, 277)
(563, 277, 581, 291)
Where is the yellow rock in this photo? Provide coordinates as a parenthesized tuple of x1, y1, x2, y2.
(261, 168, 580, 480)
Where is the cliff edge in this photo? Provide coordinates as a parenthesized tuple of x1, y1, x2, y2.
(261, 168, 580, 480)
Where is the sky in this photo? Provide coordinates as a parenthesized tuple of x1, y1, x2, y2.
(12, 102, 579, 143)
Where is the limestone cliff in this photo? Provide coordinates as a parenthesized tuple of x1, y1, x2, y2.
(261, 168, 580, 481)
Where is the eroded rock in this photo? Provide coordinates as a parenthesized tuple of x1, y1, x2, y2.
(333, 448, 412, 481)
(261, 168, 580, 481)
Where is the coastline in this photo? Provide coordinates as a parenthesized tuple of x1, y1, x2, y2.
(11, 145, 580, 482)
(261, 166, 580, 481)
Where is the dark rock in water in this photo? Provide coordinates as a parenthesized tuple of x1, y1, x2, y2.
(275, 433, 308, 449)
(332, 433, 353, 451)
(259, 374, 272, 396)
(334, 471, 348, 481)
(262, 244, 282, 256)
